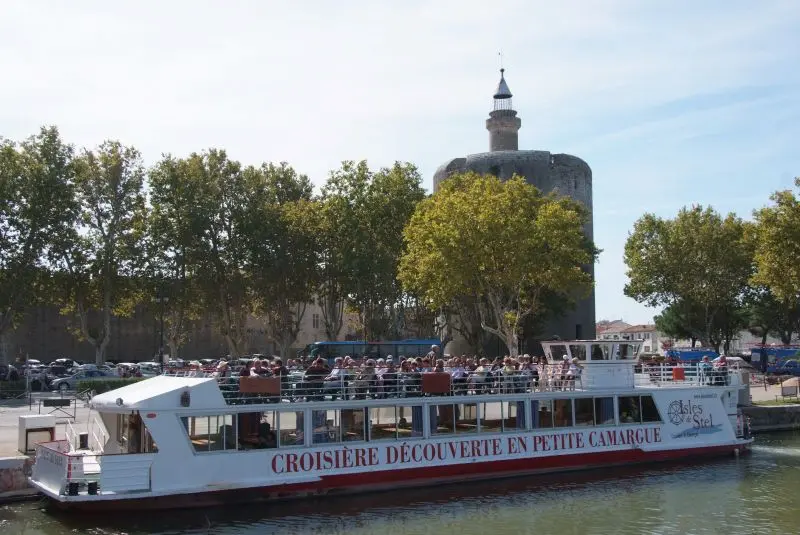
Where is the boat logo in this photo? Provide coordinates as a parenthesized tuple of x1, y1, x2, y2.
(667, 399, 703, 426)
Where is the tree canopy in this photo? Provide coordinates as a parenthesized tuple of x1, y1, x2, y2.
(399, 172, 597, 356)
(624, 205, 753, 351)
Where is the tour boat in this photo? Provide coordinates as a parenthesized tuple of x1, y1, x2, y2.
(28, 340, 753, 511)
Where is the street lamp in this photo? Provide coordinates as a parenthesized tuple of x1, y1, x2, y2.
(155, 289, 169, 366)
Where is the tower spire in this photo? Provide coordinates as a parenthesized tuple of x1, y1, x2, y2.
(486, 67, 521, 151)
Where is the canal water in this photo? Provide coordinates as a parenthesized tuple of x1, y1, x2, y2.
(2, 431, 799, 535)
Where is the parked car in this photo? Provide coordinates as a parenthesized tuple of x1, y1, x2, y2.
(138, 362, 163, 377)
(50, 369, 121, 392)
(772, 359, 800, 376)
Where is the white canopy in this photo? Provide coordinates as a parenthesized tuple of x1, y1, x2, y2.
(91, 375, 225, 412)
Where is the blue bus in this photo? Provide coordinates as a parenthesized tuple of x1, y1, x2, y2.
(300, 338, 441, 364)
(750, 347, 800, 373)
(664, 348, 719, 362)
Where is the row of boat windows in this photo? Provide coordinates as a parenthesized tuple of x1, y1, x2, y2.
(181, 395, 662, 453)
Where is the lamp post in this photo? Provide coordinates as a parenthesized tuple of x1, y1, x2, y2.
(155, 288, 169, 366)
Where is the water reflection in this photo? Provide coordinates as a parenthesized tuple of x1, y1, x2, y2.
(3, 430, 800, 535)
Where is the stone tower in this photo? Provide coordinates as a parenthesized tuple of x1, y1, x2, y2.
(433, 69, 596, 353)
(486, 68, 521, 151)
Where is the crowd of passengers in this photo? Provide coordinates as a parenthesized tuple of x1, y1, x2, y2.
(181, 345, 585, 401)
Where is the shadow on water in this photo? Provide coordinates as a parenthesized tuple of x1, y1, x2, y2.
(36, 455, 755, 535)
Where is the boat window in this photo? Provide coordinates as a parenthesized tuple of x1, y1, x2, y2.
(617, 344, 634, 360)
(590, 344, 609, 361)
(550, 344, 568, 361)
(640, 395, 662, 423)
(278, 411, 303, 446)
(182, 415, 238, 453)
(312, 409, 340, 444)
(618, 396, 641, 424)
(117, 414, 157, 453)
(369, 406, 397, 441)
(342, 409, 366, 442)
(457, 403, 478, 434)
(432, 404, 456, 435)
(502, 401, 526, 432)
(396, 405, 424, 438)
(553, 399, 573, 427)
(237, 411, 275, 449)
(594, 397, 615, 425)
(481, 402, 503, 432)
(574, 398, 594, 426)
(537, 399, 554, 428)
(569, 345, 587, 361)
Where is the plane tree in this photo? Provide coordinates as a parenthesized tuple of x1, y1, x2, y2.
(399, 172, 597, 357)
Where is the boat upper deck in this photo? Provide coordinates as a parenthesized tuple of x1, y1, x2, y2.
(89, 340, 745, 412)
(156, 360, 742, 408)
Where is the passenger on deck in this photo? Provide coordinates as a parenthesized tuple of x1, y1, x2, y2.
(304, 358, 329, 401)
(323, 357, 347, 398)
(558, 356, 570, 391)
(449, 357, 468, 394)
(470, 358, 492, 393)
(567, 357, 583, 391)
(501, 357, 517, 393)
(700, 356, 713, 385)
(213, 361, 230, 380)
(250, 359, 271, 377)
(714, 354, 729, 385)
(352, 359, 377, 399)
(382, 357, 400, 398)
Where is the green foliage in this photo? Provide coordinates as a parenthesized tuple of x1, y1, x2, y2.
(752, 178, 800, 302)
(0, 380, 28, 397)
(55, 141, 147, 364)
(0, 127, 77, 340)
(399, 172, 597, 356)
(624, 205, 753, 351)
(76, 378, 144, 394)
(320, 160, 426, 340)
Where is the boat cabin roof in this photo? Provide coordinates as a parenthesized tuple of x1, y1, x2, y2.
(91, 375, 224, 412)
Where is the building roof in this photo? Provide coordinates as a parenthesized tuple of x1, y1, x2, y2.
(596, 320, 631, 334)
(621, 324, 657, 334)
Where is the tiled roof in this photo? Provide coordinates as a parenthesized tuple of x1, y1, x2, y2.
(620, 324, 657, 333)
(596, 320, 631, 334)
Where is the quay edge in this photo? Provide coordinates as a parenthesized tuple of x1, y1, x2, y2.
(0, 455, 39, 503)
(741, 404, 800, 433)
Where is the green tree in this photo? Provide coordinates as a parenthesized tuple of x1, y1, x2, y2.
(57, 141, 147, 364)
(0, 127, 78, 360)
(654, 301, 702, 347)
(246, 163, 318, 358)
(751, 178, 800, 343)
(624, 205, 753, 352)
(399, 172, 597, 357)
(320, 160, 425, 341)
(179, 150, 252, 358)
(146, 155, 205, 359)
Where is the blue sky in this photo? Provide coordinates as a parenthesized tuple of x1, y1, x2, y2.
(2, 1, 798, 324)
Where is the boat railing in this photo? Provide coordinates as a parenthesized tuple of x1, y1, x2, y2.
(163, 361, 743, 404)
(88, 415, 108, 453)
(31, 440, 155, 498)
(65, 420, 77, 451)
(202, 365, 589, 404)
(635, 362, 742, 388)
